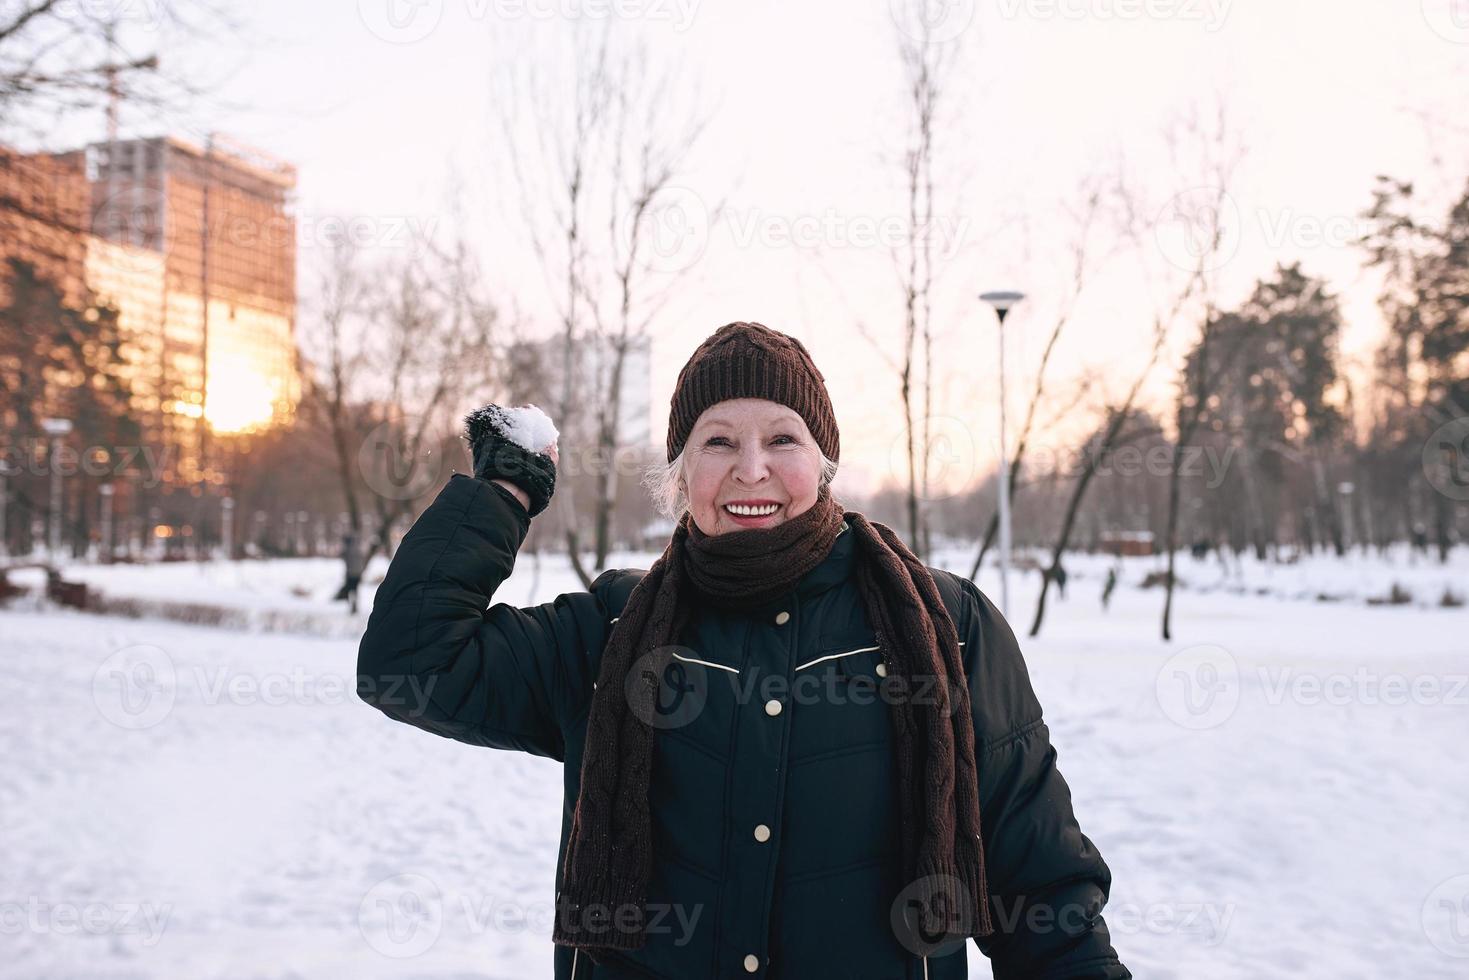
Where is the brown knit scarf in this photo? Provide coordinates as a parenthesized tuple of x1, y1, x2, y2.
(552, 485, 994, 958)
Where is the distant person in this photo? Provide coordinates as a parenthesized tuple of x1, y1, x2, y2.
(1190, 537, 1212, 560)
(1053, 561, 1068, 599)
(1102, 566, 1118, 611)
(338, 532, 367, 614)
(1411, 522, 1428, 555)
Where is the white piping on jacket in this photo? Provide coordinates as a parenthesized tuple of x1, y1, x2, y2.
(792, 640, 964, 673)
(671, 651, 739, 674)
(794, 644, 880, 671)
(571, 949, 579, 978)
(606, 594, 965, 682)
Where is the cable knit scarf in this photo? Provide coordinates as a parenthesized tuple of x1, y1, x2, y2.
(552, 484, 994, 959)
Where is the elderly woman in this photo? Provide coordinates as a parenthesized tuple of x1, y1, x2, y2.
(356, 322, 1130, 980)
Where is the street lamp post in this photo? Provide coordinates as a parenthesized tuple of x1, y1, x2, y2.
(99, 483, 114, 563)
(0, 459, 13, 560)
(148, 506, 162, 560)
(220, 496, 234, 561)
(979, 291, 1025, 619)
(1337, 481, 1355, 554)
(41, 418, 73, 563)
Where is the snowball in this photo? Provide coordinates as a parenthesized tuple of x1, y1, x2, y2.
(494, 404, 559, 454)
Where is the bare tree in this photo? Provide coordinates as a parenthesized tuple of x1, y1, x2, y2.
(300, 242, 372, 541)
(1160, 303, 1239, 639)
(370, 235, 499, 556)
(1156, 107, 1246, 639)
(578, 42, 709, 575)
(891, 9, 961, 561)
(495, 26, 709, 587)
(1027, 278, 1191, 637)
(298, 227, 500, 564)
(496, 27, 609, 586)
(0, 1, 238, 138)
(1029, 104, 1241, 638)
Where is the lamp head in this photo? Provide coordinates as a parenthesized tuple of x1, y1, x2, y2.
(979, 290, 1026, 314)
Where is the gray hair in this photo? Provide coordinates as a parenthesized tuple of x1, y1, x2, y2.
(642, 447, 840, 521)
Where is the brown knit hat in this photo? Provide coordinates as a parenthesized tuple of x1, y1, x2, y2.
(666, 321, 840, 464)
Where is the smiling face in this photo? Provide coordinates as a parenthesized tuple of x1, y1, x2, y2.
(682, 398, 824, 536)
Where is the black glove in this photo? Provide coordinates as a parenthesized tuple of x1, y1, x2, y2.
(462, 405, 557, 518)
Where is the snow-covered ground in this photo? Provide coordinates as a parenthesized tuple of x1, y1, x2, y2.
(2, 547, 1466, 978)
(12, 539, 1464, 639)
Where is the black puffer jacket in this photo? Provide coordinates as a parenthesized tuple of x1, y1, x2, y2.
(356, 473, 1131, 979)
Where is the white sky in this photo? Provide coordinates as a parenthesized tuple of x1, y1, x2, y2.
(37, 0, 1469, 497)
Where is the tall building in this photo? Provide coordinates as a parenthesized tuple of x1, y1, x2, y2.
(2, 133, 300, 559)
(74, 134, 300, 484)
(3, 135, 299, 485)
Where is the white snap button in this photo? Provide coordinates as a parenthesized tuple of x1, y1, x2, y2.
(764, 699, 783, 717)
(774, 610, 790, 625)
(875, 662, 888, 678)
(744, 953, 759, 972)
(754, 823, 771, 842)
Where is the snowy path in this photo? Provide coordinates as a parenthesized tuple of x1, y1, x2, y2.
(1, 554, 1465, 978)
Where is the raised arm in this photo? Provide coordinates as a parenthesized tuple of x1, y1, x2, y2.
(355, 405, 615, 760)
(957, 577, 1132, 980)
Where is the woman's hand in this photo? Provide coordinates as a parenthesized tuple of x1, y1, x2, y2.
(488, 478, 532, 511)
(463, 404, 560, 517)
(490, 439, 555, 512)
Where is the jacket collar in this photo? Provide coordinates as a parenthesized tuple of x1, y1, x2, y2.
(790, 518, 854, 600)
(704, 519, 854, 621)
